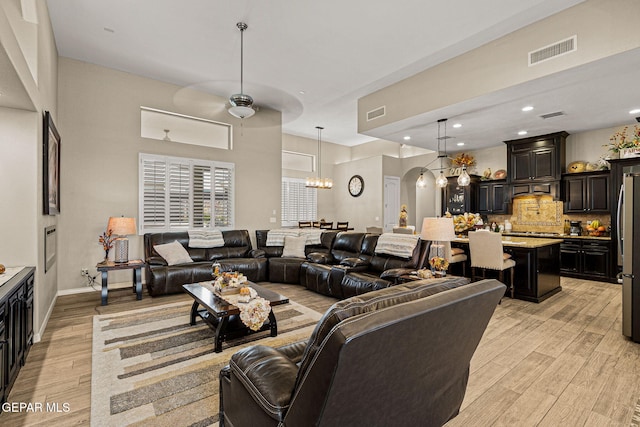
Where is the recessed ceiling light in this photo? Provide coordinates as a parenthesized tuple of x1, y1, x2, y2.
(457, 142, 465, 146)
(403, 136, 411, 140)
(518, 130, 528, 135)
(299, 91, 306, 95)
(452, 123, 462, 128)
(522, 106, 534, 112)
(630, 108, 640, 114)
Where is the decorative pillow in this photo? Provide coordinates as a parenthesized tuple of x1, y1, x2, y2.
(503, 253, 512, 260)
(282, 236, 306, 258)
(154, 241, 193, 266)
(451, 248, 465, 255)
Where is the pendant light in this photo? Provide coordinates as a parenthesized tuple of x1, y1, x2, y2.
(306, 127, 333, 189)
(228, 22, 255, 119)
(457, 164, 471, 186)
(416, 119, 450, 189)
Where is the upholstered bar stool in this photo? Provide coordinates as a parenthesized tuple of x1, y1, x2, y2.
(445, 241, 467, 277)
(468, 231, 516, 298)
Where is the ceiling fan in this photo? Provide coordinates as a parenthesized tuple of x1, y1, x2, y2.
(171, 21, 303, 123)
(227, 22, 255, 119)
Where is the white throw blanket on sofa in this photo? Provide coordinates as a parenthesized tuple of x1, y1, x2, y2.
(188, 229, 225, 248)
(374, 233, 419, 258)
(266, 228, 323, 246)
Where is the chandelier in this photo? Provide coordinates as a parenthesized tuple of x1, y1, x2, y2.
(306, 126, 333, 189)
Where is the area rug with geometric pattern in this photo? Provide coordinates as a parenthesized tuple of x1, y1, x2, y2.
(90, 300, 322, 427)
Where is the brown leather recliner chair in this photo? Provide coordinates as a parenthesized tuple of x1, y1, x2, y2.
(219, 278, 505, 427)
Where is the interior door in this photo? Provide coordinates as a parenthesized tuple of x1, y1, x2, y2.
(384, 176, 400, 232)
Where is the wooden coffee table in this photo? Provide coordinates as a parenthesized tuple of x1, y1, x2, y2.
(182, 282, 289, 353)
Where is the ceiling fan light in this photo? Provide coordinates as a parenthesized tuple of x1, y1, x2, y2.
(228, 105, 255, 119)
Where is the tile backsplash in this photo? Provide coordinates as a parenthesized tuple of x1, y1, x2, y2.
(485, 195, 611, 235)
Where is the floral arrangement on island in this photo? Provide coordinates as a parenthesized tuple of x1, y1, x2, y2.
(447, 212, 482, 234)
(605, 125, 640, 155)
(429, 256, 449, 272)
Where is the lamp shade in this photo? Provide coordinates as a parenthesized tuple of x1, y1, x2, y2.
(107, 217, 137, 236)
(421, 217, 456, 242)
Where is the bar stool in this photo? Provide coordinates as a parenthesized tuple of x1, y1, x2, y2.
(468, 231, 515, 298)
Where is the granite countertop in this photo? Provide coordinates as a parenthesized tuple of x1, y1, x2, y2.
(452, 236, 561, 248)
(502, 232, 611, 241)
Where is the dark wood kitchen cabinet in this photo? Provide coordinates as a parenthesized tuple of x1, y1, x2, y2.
(1, 267, 35, 405)
(441, 175, 479, 216)
(478, 179, 510, 214)
(560, 239, 610, 279)
(563, 171, 610, 213)
(505, 132, 567, 198)
(506, 132, 567, 183)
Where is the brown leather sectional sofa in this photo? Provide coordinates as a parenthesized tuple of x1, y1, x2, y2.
(143, 230, 267, 296)
(144, 229, 429, 299)
(256, 230, 429, 298)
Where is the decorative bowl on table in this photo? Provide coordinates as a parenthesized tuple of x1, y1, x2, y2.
(212, 271, 247, 294)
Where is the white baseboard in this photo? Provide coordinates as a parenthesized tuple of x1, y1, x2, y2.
(34, 293, 57, 344)
(57, 281, 133, 296)
(34, 282, 138, 343)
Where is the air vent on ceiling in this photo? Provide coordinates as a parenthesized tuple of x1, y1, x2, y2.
(367, 106, 386, 121)
(529, 35, 577, 66)
(540, 111, 565, 120)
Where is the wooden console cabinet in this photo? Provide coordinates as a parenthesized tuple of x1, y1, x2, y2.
(0, 267, 35, 404)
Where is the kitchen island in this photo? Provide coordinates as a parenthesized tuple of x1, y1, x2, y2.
(453, 235, 561, 303)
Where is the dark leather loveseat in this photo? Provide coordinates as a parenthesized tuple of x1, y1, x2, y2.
(219, 277, 505, 427)
(144, 230, 267, 296)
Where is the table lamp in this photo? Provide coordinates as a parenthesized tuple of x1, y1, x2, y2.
(107, 216, 137, 263)
(421, 217, 456, 274)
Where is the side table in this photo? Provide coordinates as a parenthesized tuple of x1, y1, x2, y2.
(96, 259, 145, 305)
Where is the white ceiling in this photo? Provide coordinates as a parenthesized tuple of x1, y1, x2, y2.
(35, 0, 638, 150)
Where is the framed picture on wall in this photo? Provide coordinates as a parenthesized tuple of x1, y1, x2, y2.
(43, 111, 61, 215)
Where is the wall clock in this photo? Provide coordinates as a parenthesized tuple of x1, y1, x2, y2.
(348, 175, 364, 197)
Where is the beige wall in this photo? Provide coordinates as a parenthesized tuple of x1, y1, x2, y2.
(282, 133, 351, 223)
(0, 1, 59, 341)
(56, 58, 282, 291)
(359, 0, 640, 134)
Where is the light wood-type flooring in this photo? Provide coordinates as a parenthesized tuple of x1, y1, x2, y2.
(0, 277, 638, 426)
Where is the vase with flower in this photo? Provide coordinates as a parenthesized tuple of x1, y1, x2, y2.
(429, 256, 449, 277)
(605, 125, 640, 158)
(98, 229, 114, 262)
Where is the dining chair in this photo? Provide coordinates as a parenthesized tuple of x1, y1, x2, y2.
(336, 221, 349, 231)
(468, 231, 515, 298)
(320, 222, 333, 229)
(298, 221, 312, 228)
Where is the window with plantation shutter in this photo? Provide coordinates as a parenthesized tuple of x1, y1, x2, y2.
(142, 158, 167, 229)
(214, 166, 233, 227)
(139, 153, 234, 233)
(281, 177, 317, 227)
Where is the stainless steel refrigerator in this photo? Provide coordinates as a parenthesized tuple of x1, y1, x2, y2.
(619, 173, 640, 342)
